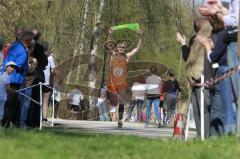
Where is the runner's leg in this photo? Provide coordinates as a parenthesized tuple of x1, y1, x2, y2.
(118, 88, 126, 127)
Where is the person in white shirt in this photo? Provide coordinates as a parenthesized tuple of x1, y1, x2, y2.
(68, 86, 83, 112)
(51, 82, 61, 118)
(127, 82, 145, 122)
(97, 86, 110, 121)
(0, 61, 16, 126)
(42, 43, 55, 123)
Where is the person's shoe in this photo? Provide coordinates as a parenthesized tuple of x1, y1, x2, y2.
(117, 120, 123, 128)
(145, 124, 150, 128)
(42, 118, 50, 126)
(20, 124, 28, 129)
(155, 120, 160, 127)
(158, 123, 164, 128)
(124, 117, 129, 122)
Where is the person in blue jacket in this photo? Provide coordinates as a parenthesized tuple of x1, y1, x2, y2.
(1, 30, 34, 128)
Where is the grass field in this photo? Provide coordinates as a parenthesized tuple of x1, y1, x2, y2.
(0, 128, 240, 159)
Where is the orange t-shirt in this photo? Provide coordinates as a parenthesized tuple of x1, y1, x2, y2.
(109, 54, 128, 87)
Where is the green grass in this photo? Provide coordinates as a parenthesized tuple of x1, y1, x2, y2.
(0, 128, 240, 159)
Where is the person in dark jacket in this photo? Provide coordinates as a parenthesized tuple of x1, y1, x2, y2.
(26, 29, 48, 128)
(165, 69, 181, 123)
(196, 15, 236, 136)
(31, 29, 48, 72)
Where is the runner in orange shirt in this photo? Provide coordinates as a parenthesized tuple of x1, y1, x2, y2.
(105, 28, 142, 127)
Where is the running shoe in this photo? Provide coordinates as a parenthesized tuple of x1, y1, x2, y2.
(118, 120, 123, 128)
(42, 118, 50, 126)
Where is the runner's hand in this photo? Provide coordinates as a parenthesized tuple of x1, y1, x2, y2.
(137, 29, 143, 36)
(108, 28, 114, 34)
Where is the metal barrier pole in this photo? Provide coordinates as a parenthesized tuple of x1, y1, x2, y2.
(200, 74, 205, 141)
(39, 82, 43, 130)
(185, 103, 191, 141)
(51, 88, 55, 127)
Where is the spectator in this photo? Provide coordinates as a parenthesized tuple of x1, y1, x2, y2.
(42, 42, 55, 124)
(165, 69, 181, 124)
(20, 39, 37, 128)
(0, 61, 16, 127)
(15, 27, 27, 41)
(198, 0, 239, 97)
(145, 66, 161, 128)
(159, 79, 167, 125)
(3, 43, 11, 62)
(1, 30, 34, 128)
(51, 81, 61, 118)
(31, 29, 48, 82)
(0, 27, 23, 64)
(68, 86, 83, 120)
(97, 85, 110, 121)
(176, 12, 212, 138)
(26, 29, 48, 128)
(198, 0, 239, 27)
(197, 0, 239, 135)
(127, 81, 145, 122)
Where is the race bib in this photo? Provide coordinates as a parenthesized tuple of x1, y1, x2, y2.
(113, 67, 123, 76)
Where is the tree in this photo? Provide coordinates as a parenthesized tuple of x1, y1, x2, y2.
(87, 0, 106, 108)
(66, 0, 90, 83)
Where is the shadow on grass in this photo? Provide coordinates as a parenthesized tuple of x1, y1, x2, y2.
(0, 126, 147, 140)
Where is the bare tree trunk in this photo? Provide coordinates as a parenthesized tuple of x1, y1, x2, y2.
(79, 0, 89, 56)
(75, 0, 90, 81)
(88, 0, 106, 108)
(53, 0, 65, 56)
(66, 0, 89, 83)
